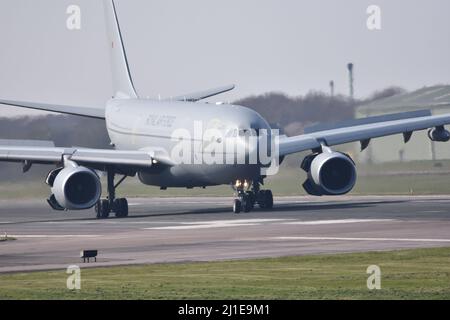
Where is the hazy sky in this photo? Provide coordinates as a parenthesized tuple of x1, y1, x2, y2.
(0, 0, 449, 117)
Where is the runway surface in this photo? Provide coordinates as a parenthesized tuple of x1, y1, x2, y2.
(1, 195, 450, 273)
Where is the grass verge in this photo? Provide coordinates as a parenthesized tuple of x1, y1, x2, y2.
(2, 161, 450, 199)
(1, 247, 450, 300)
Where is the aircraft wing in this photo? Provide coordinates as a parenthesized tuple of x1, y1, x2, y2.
(278, 112, 450, 156)
(0, 99, 105, 119)
(172, 84, 235, 102)
(0, 142, 174, 170)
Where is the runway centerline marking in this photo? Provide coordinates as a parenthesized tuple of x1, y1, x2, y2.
(272, 236, 450, 243)
(39, 221, 175, 225)
(146, 223, 260, 230)
(7, 234, 101, 238)
(143, 218, 394, 231)
(282, 219, 394, 225)
(144, 218, 292, 230)
(182, 219, 290, 225)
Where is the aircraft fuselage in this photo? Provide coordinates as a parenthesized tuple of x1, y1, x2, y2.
(105, 99, 272, 188)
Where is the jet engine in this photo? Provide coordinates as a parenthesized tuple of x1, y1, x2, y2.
(46, 162, 102, 210)
(301, 149, 357, 196)
(428, 126, 450, 142)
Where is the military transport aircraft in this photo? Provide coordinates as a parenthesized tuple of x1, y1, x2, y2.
(1, 0, 450, 218)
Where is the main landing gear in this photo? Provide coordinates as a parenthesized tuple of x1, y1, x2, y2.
(95, 170, 129, 219)
(232, 179, 273, 214)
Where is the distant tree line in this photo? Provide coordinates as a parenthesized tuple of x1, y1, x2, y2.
(235, 86, 406, 136)
(0, 87, 404, 180)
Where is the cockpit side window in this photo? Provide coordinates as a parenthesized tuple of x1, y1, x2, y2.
(238, 129, 249, 137)
(239, 128, 259, 137)
(226, 128, 260, 137)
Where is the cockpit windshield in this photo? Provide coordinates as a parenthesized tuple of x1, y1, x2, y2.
(225, 128, 260, 138)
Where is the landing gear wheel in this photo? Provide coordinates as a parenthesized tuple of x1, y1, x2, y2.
(114, 198, 129, 218)
(264, 190, 274, 209)
(258, 191, 267, 209)
(245, 191, 256, 208)
(243, 194, 254, 213)
(94, 169, 129, 219)
(95, 199, 110, 219)
(258, 190, 274, 210)
(233, 199, 242, 214)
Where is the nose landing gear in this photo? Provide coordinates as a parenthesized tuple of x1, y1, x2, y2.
(232, 180, 273, 214)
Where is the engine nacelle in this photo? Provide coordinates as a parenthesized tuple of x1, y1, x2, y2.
(428, 127, 450, 142)
(47, 163, 102, 210)
(301, 150, 357, 196)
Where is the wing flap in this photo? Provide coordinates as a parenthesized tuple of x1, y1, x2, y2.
(71, 149, 154, 167)
(304, 110, 432, 134)
(0, 145, 64, 163)
(0, 143, 174, 168)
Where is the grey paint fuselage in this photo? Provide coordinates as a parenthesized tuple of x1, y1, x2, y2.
(105, 99, 271, 188)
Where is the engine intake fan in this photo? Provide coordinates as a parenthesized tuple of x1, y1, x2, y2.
(301, 147, 357, 196)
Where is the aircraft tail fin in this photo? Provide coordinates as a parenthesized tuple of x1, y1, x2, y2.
(103, 0, 138, 99)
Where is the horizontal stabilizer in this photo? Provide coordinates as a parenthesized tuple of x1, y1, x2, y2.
(0, 139, 55, 147)
(0, 99, 105, 119)
(172, 84, 235, 102)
